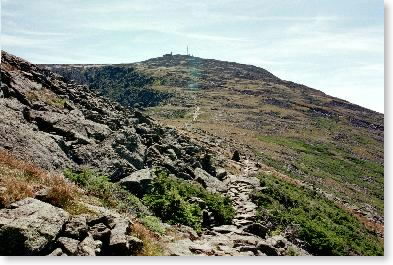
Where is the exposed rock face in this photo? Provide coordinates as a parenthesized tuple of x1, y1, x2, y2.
(0, 198, 69, 255)
(107, 218, 133, 255)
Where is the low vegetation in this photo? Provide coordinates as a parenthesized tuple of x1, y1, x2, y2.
(253, 173, 384, 256)
(256, 135, 384, 214)
(0, 149, 77, 208)
(140, 215, 166, 235)
(51, 65, 171, 107)
(63, 169, 150, 217)
(142, 171, 235, 232)
(132, 221, 164, 256)
(26, 90, 67, 108)
(63, 169, 234, 232)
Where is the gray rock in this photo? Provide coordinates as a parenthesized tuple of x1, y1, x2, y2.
(1, 52, 152, 177)
(127, 236, 143, 254)
(48, 248, 64, 256)
(184, 145, 200, 155)
(165, 239, 194, 256)
(63, 215, 88, 240)
(257, 241, 279, 256)
(77, 234, 96, 256)
(108, 218, 132, 255)
(266, 235, 287, 248)
(176, 225, 199, 241)
(216, 168, 227, 180)
(165, 148, 177, 160)
(194, 168, 225, 192)
(189, 242, 214, 255)
(0, 198, 69, 255)
(86, 214, 116, 228)
(237, 246, 258, 255)
(89, 223, 110, 241)
(243, 223, 268, 239)
(94, 240, 103, 255)
(145, 145, 164, 167)
(57, 237, 79, 255)
(212, 225, 241, 234)
(232, 235, 260, 247)
(119, 168, 153, 197)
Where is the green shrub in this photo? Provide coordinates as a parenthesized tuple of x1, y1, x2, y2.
(64, 169, 150, 217)
(140, 216, 166, 235)
(142, 171, 235, 231)
(254, 173, 384, 256)
(64, 169, 235, 232)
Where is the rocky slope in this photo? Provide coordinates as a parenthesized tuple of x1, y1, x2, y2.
(1, 52, 212, 180)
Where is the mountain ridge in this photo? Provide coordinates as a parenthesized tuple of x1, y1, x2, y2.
(40, 54, 383, 116)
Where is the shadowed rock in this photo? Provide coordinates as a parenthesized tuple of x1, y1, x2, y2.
(0, 198, 69, 255)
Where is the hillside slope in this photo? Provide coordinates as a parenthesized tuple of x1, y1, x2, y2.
(43, 54, 384, 226)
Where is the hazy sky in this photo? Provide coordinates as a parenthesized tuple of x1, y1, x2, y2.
(1, 0, 384, 113)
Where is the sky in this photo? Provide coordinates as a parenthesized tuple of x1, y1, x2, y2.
(1, 0, 384, 113)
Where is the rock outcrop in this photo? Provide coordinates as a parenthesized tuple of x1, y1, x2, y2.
(0, 198, 143, 256)
(0, 51, 218, 183)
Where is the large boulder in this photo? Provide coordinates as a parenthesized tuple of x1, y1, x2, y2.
(107, 218, 132, 255)
(200, 153, 216, 176)
(257, 240, 279, 256)
(0, 198, 69, 255)
(119, 168, 153, 197)
(89, 223, 110, 241)
(194, 168, 225, 192)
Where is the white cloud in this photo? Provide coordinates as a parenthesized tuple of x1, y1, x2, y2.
(220, 15, 341, 22)
(1, 34, 46, 47)
(12, 30, 68, 36)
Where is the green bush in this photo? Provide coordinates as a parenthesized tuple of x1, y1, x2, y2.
(64, 169, 150, 217)
(254, 173, 384, 256)
(64, 169, 235, 232)
(142, 171, 235, 231)
(140, 216, 166, 235)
